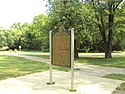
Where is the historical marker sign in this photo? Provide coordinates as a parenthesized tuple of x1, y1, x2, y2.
(48, 27, 75, 91)
(51, 27, 71, 67)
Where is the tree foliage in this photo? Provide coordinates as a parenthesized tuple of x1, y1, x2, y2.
(84, 0, 124, 58)
(0, 14, 48, 51)
(0, 0, 125, 59)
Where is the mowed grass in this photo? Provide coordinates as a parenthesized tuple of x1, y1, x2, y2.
(0, 55, 70, 80)
(23, 52, 125, 68)
(0, 55, 49, 80)
(39, 55, 125, 68)
(75, 56, 125, 68)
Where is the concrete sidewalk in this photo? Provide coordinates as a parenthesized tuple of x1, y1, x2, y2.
(0, 52, 50, 64)
(0, 70, 124, 94)
(0, 52, 125, 94)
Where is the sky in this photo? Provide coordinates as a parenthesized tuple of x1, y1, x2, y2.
(0, 0, 47, 28)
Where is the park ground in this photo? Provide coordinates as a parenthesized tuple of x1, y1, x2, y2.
(0, 51, 125, 94)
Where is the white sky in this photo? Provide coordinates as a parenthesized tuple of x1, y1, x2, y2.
(0, 0, 47, 28)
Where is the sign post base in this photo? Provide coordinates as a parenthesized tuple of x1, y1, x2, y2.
(69, 89, 76, 92)
(46, 82, 55, 85)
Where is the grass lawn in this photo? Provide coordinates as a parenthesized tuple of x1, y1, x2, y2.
(75, 56, 125, 68)
(0, 55, 49, 80)
(22, 52, 125, 68)
(0, 55, 69, 80)
(21, 51, 125, 68)
(104, 74, 125, 92)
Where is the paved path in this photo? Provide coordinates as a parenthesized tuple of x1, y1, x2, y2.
(0, 70, 124, 94)
(15, 55, 50, 64)
(0, 51, 50, 64)
(0, 52, 125, 94)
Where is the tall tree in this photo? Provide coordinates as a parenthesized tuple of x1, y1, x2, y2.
(10, 22, 24, 49)
(88, 0, 124, 58)
(47, 0, 97, 57)
(0, 28, 7, 47)
(23, 14, 48, 50)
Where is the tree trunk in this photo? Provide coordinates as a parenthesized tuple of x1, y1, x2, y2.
(97, 13, 113, 58)
(107, 4, 114, 58)
(97, 16, 109, 58)
(107, 28, 112, 58)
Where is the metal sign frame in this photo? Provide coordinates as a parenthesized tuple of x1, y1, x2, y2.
(48, 27, 76, 91)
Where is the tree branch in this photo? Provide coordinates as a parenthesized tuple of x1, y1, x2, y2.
(113, 0, 123, 11)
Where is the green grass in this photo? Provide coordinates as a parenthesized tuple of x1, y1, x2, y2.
(18, 54, 70, 71)
(104, 74, 125, 91)
(117, 83, 125, 90)
(75, 56, 125, 68)
(24, 53, 125, 68)
(104, 74, 125, 81)
(53, 65, 70, 72)
(0, 55, 69, 80)
(0, 55, 49, 80)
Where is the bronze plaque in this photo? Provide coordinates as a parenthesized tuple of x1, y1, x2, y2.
(52, 28, 71, 67)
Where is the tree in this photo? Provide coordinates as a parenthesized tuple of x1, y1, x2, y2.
(23, 14, 48, 50)
(32, 14, 49, 50)
(0, 28, 7, 47)
(88, 0, 124, 58)
(112, 1, 125, 51)
(0, 14, 49, 51)
(10, 22, 24, 49)
(47, 0, 97, 57)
